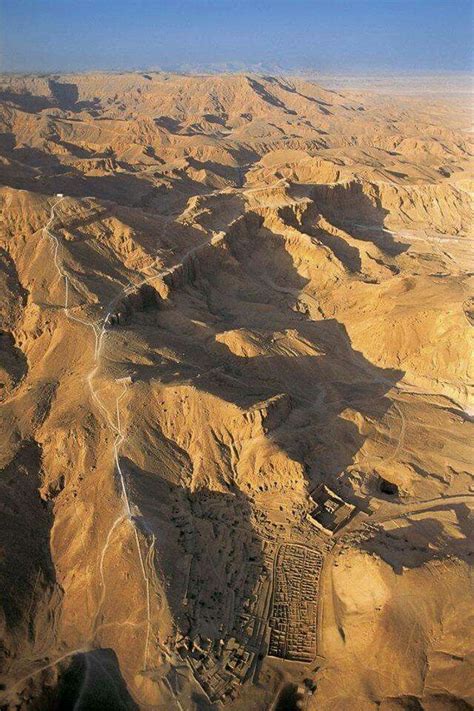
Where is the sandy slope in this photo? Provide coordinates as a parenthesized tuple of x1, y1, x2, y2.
(0, 72, 472, 711)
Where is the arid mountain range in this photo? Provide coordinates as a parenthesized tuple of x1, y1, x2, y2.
(0, 72, 472, 711)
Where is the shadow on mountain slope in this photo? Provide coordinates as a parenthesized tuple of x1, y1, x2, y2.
(0, 441, 57, 631)
(361, 503, 474, 573)
(34, 648, 139, 711)
(0, 81, 100, 115)
(111, 200, 404, 502)
(309, 181, 410, 257)
(120, 454, 265, 649)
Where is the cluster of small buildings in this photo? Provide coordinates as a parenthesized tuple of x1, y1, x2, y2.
(171, 486, 357, 701)
(269, 544, 322, 661)
(177, 522, 272, 703)
(182, 635, 255, 703)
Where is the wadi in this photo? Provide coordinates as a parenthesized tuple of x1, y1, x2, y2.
(0, 72, 472, 711)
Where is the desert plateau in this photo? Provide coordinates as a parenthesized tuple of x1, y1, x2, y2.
(0, 70, 473, 710)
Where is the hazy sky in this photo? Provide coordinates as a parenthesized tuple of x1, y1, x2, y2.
(1, 0, 472, 74)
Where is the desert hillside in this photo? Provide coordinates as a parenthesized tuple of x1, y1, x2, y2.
(0, 72, 472, 711)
